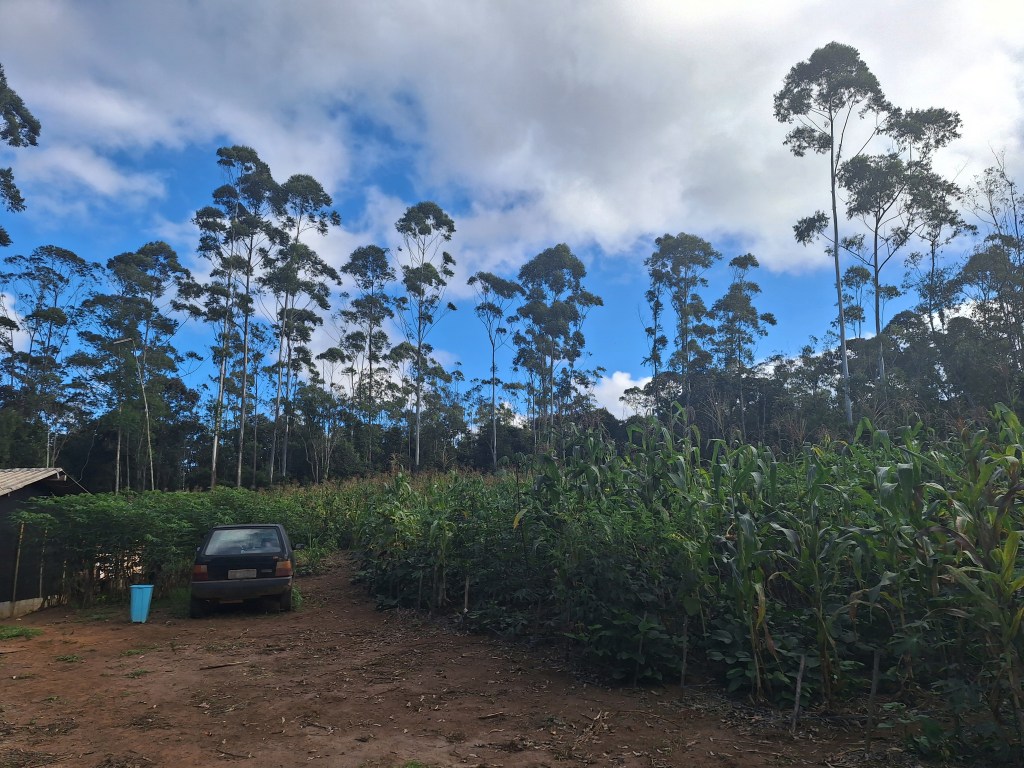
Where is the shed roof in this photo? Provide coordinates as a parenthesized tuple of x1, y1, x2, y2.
(0, 468, 81, 497)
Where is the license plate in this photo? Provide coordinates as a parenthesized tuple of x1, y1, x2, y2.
(228, 569, 257, 579)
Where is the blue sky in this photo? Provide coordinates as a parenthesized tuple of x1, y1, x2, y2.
(2, 0, 1023, 416)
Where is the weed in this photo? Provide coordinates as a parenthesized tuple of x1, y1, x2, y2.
(120, 647, 153, 657)
(156, 586, 191, 619)
(55, 654, 81, 663)
(0, 625, 41, 640)
(76, 606, 119, 622)
(126, 669, 151, 679)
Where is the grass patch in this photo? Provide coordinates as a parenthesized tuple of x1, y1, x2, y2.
(55, 654, 82, 663)
(75, 605, 121, 622)
(155, 586, 191, 619)
(0, 625, 42, 640)
(126, 669, 152, 679)
(120, 647, 154, 657)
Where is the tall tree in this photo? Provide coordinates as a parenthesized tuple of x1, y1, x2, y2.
(0, 246, 97, 466)
(904, 164, 970, 337)
(514, 244, 602, 448)
(0, 63, 40, 248)
(468, 270, 523, 470)
(710, 253, 776, 441)
(339, 244, 397, 469)
(962, 157, 1024, 371)
(644, 232, 720, 412)
(838, 107, 962, 390)
(840, 265, 871, 339)
(193, 147, 284, 489)
(71, 242, 195, 491)
(291, 376, 350, 483)
(775, 41, 890, 427)
(264, 174, 340, 482)
(394, 201, 456, 471)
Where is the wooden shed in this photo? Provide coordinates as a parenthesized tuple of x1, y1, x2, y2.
(0, 468, 87, 618)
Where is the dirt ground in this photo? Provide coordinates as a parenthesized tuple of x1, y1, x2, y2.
(1, 554, 920, 768)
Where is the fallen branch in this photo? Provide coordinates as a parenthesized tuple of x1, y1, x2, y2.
(217, 749, 252, 759)
(200, 661, 246, 670)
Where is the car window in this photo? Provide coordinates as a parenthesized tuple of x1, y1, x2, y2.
(204, 528, 283, 555)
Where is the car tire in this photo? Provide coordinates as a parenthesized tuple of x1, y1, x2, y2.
(189, 596, 208, 618)
(278, 591, 293, 612)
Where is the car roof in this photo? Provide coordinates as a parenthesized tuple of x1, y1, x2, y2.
(208, 523, 284, 530)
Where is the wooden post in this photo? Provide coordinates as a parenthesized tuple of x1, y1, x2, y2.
(679, 614, 689, 696)
(38, 527, 46, 604)
(790, 653, 806, 735)
(866, 649, 881, 753)
(11, 522, 25, 605)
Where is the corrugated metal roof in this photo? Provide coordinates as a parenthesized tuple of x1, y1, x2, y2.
(0, 468, 68, 496)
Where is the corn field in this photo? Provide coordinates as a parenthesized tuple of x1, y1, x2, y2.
(13, 404, 1024, 760)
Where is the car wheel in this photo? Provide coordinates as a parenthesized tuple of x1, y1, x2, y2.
(278, 591, 293, 612)
(189, 596, 208, 618)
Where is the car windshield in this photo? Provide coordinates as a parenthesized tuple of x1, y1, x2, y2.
(204, 528, 283, 556)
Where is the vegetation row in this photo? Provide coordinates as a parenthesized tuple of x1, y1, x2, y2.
(10, 406, 1024, 761)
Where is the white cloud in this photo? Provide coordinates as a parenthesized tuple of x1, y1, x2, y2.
(4, 2, 1019, 269)
(150, 214, 200, 254)
(17, 145, 165, 205)
(1, 0, 1023, 376)
(593, 370, 652, 418)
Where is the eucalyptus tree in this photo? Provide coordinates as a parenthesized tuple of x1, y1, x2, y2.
(393, 201, 456, 471)
(418, 360, 468, 470)
(957, 240, 1022, 375)
(339, 244, 397, 468)
(468, 270, 523, 470)
(904, 166, 970, 336)
(840, 265, 871, 339)
(514, 244, 602, 447)
(290, 376, 350, 483)
(0, 246, 98, 466)
(0, 63, 40, 249)
(962, 158, 1024, 371)
(710, 254, 776, 441)
(242, 325, 273, 485)
(838, 107, 962, 389)
(967, 155, 1023, 262)
(837, 154, 910, 389)
(263, 174, 340, 482)
(71, 242, 196, 490)
(644, 232, 720, 412)
(193, 146, 285, 488)
(775, 42, 890, 426)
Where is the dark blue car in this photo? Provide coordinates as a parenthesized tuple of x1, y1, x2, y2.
(189, 524, 302, 617)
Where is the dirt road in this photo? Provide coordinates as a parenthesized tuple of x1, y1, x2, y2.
(1, 554, 895, 767)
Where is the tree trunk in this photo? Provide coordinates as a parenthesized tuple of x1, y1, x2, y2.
(490, 343, 498, 471)
(268, 295, 289, 484)
(236, 300, 251, 488)
(831, 136, 854, 427)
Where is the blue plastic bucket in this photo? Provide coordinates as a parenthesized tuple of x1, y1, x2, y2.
(130, 584, 154, 623)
